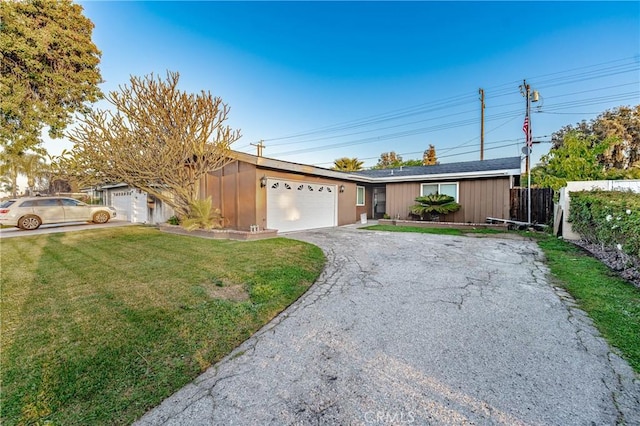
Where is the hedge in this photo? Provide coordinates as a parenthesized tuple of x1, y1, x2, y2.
(569, 190, 640, 257)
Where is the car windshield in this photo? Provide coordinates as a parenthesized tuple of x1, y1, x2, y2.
(0, 200, 16, 208)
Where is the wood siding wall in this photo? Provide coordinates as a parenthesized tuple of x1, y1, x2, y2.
(385, 177, 512, 223)
(200, 161, 362, 230)
(201, 161, 258, 230)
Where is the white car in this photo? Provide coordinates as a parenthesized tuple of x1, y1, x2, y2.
(0, 197, 117, 230)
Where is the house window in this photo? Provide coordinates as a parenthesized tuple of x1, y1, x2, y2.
(356, 186, 365, 206)
(421, 182, 458, 202)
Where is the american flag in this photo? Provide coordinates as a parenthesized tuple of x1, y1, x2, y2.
(522, 116, 532, 147)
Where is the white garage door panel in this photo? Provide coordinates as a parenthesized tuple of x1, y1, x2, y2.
(110, 189, 148, 223)
(111, 191, 131, 221)
(267, 179, 337, 232)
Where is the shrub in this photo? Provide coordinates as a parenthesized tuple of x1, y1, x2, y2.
(569, 190, 640, 257)
(181, 197, 224, 231)
(167, 215, 180, 226)
(410, 194, 461, 220)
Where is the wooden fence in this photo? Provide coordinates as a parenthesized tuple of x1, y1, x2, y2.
(510, 188, 554, 224)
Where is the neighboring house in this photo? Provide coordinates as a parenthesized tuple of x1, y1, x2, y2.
(199, 152, 522, 232)
(100, 184, 175, 224)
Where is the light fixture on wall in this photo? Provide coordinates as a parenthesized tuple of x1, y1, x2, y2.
(339, 184, 345, 193)
(260, 175, 267, 188)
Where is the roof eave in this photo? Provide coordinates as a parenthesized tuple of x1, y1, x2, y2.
(345, 168, 521, 183)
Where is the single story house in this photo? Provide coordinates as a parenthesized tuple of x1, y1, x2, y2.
(100, 183, 175, 224)
(199, 152, 522, 232)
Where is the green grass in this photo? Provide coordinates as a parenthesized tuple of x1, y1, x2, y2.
(535, 235, 640, 373)
(1, 227, 325, 425)
(360, 224, 505, 236)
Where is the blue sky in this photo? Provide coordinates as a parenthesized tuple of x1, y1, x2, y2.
(49, 1, 640, 169)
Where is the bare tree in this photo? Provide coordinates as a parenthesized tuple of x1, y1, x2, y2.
(372, 151, 403, 169)
(59, 71, 241, 217)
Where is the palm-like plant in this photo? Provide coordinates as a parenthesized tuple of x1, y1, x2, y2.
(0, 147, 48, 197)
(410, 194, 461, 220)
(181, 196, 224, 231)
(21, 153, 49, 195)
(332, 157, 364, 172)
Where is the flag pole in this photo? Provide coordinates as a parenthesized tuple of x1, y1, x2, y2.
(527, 84, 531, 225)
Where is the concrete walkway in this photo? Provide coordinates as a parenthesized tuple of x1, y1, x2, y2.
(135, 227, 639, 425)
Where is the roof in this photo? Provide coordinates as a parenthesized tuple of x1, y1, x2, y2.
(346, 157, 522, 183)
(229, 151, 521, 183)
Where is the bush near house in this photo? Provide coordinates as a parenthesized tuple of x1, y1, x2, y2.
(409, 194, 461, 221)
(569, 190, 640, 257)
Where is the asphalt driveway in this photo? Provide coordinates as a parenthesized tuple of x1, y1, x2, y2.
(135, 227, 639, 425)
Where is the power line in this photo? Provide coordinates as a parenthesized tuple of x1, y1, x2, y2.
(267, 92, 635, 157)
(254, 56, 638, 146)
(232, 56, 639, 162)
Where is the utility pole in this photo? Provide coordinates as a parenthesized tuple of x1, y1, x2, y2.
(519, 80, 539, 225)
(250, 140, 265, 157)
(479, 88, 485, 161)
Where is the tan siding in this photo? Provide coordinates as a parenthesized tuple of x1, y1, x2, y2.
(386, 182, 420, 219)
(386, 178, 511, 223)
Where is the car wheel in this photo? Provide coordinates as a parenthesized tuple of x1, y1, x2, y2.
(92, 211, 110, 224)
(19, 215, 42, 230)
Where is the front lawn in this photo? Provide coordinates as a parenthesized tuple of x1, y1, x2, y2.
(0, 227, 325, 425)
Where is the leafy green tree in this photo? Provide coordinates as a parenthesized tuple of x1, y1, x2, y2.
(58, 71, 241, 218)
(532, 130, 613, 191)
(402, 159, 423, 167)
(594, 105, 639, 170)
(331, 157, 364, 171)
(423, 144, 438, 165)
(551, 105, 639, 172)
(0, 0, 102, 152)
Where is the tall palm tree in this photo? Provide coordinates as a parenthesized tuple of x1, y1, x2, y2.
(0, 146, 24, 197)
(332, 157, 364, 171)
(0, 148, 48, 197)
(21, 153, 49, 195)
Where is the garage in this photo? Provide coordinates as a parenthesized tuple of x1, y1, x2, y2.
(266, 178, 337, 232)
(105, 187, 148, 223)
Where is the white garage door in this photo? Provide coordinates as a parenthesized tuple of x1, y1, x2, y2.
(266, 179, 337, 232)
(110, 189, 148, 223)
